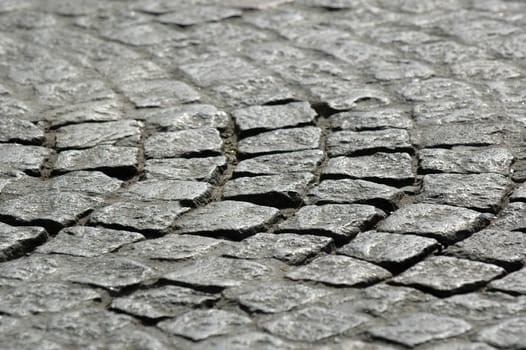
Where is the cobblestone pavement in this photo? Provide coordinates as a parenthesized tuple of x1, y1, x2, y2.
(0, 0, 526, 349)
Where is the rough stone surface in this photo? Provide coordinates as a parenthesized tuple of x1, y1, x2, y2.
(478, 317, 526, 349)
(488, 268, 526, 294)
(140, 104, 230, 131)
(234, 150, 324, 176)
(327, 129, 412, 156)
(122, 179, 213, 206)
(144, 156, 227, 182)
(238, 127, 321, 157)
(0, 222, 48, 262)
(55, 145, 138, 175)
(330, 108, 413, 131)
(0, 118, 44, 145)
(0, 144, 54, 175)
(145, 128, 223, 159)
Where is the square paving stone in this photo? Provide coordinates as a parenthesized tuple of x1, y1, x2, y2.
(488, 267, 526, 294)
(36, 226, 144, 257)
(121, 179, 213, 206)
(180, 56, 262, 87)
(327, 129, 412, 156)
(191, 331, 298, 350)
(162, 256, 285, 289)
(0, 118, 44, 145)
(55, 120, 142, 150)
(233, 102, 316, 135)
(278, 204, 385, 243)
(237, 127, 321, 157)
(222, 232, 333, 265)
(413, 123, 507, 148)
(118, 234, 224, 261)
(155, 6, 242, 26)
(0, 144, 54, 175)
(490, 202, 526, 231)
(412, 98, 499, 126)
(379, 203, 489, 243)
(140, 104, 230, 132)
(286, 254, 392, 287)
(0, 282, 101, 317)
(54, 145, 138, 176)
(100, 23, 184, 46)
(420, 173, 510, 212)
(368, 313, 472, 347)
(329, 107, 413, 131)
(323, 153, 414, 185)
(157, 309, 252, 341)
(338, 231, 439, 269)
(259, 306, 369, 342)
(419, 147, 513, 175)
(400, 77, 481, 101)
(308, 81, 392, 111)
(223, 280, 333, 313)
(45, 100, 123, 128)
(111, 285, 219, 319)
(315, 340, 400, 350)
(445, 229, 526, 269)
(145, 128, 223, 158)
(234, 150, 323, 176)
(391, 256, 505, 296)
(0, 222, 48, 262)
(90, 201, 190, 234)
(306, 179, 404, 209)
(34, 79, 117, 109)
(477, 317, 526, 349)
(223, 172, 315, 208)
(121, 79, 200, 108)
(144, 156, 227, 182)
(173, 200, 280, 239)
(0, 191, 103, 233)
(0, 253, 84, 282)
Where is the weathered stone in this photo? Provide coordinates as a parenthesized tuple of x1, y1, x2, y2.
(222, 232, 333, 265)
(0, 118, 44, 145)
(238, 127, 321, 157)
(90, 201, 190, 234)
(8, 55, 79, 85)
(420, 173, 509, 212)
(330, 107, 413, 131)
(157, 309, 252, 341)
(233, 102, 316, 134)
(451, 59, 521, 80)
(0, 144, 53, 175)
(421, 342, 496, 350)
(391, 256, 505, 296)
(180, 57, 262, 87)
(140, 104, 230, 131)
(111, 285, 219, 319)
(279, 204, 385, 243)
(0, 253, 81, 282)
(327, 129, 412, 156)
(192, 331, 298, 350)
(510, 181, 526, 202)
(488, 268, 526, 294)
(163, 256, 283, 289)
(478, 317, 526, 348)
(401, 78, 481, 101)
(259, 306, 369, 342)
(368, 58, 435, 81)
(0, 222, 48, 262)
(419, 147, 513, 175)
(36, 226, 144, 257)
(490, 202, 526, 231)
(413, 123, 507, 148)
(122, 179, 213, 206)
(234, 150, 324, 176)
(173, 200, 280, 239)
(45, 100, 124, 128)
(368, 313, 472, 347)
(145, 128, 223, 158)
(286, 254, 391, 286)
(155, 6, 241, 26)
(54, 145, 138, 175)
(223, 172, 314, 207)
(144, 156, 227, 182)
(339, 231, 439, 269)
(379, 203, 489, 242)
(121, 80, 200, 108)
(223, 0, 294, 9)
(101, 23, 184, 46)
(34, 79, 117, 108)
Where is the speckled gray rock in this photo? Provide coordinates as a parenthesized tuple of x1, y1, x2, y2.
(259, 306, 369, 342)
(315, 340, 399, 350)
(36, 226, 144, 257)
(238, 127, 321, 157)
(140, 104, 230, 131)
(121, 79, 200, 108)
(0, 253, 82, 282)
(411, 98, 497, 126)
(233, 102, 316, 134)
(510, 181, 526, 202)
(445, 229, 526, 269)
(0, 144, 54, 175)
(192, 331, 298, 350)
(111, 285, 219, 319)
(413, 123, 507, 148)
(420, 173, 509, 212)
(101, 23, 184, 46)
(327, 129, 412, 156)
(339, 231, 439, 269)
(222, 232, 333, 265)
(155, 6, 241, 26)
(330, 108, 412, 131)
(0, 118, 44, 145)
(278, 204, 385, 242)
(180, 57, 262, 87)
(54, 145, 138, 175)
(145, 156, 227, 182)
(379, 203, 489, 242)
(224, 280, 332, 313)
(0, 222, 47, 262)
(55, 120, 142, 150)
(369, 58, 435, 81)
(157, 309, 252, 340)
(419, 147, 513, 175)
(306, 179, 404, 208)
(308, 81, 392, 110)
(34, 79, 117, 108)
(223, 172, 314, 207)
(234, 150, 323, 176)
(368, 313, 472, 347)
(118, 234, 224, 261)
(286, 255, 391, 286)
(391, 256, 505, 296)
(122, 179, 213, 206)
(478, 317, 526, 348)
(401, 77, 481, 101)
(90, 201, 190, 233)
(491, 202, 526, 231)
(145, 128, 223, 158)
(323, 153, 414, 184)
(173, 200, 280, 239)
(163, 256, 284, 289)
(0, 282, 101, 316)
(488, 268, 526, 294)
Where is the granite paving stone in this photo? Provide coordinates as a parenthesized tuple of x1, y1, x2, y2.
(0, 118, 45, 145)
(234, 150, 324, 176)
(412, 98, 498, 126)
(155, 6, 242, 26)
(140, 104, 230, 132)
(489, 202, 526, 231)
(391, 256, 505, 296)
(145, 128, 223, 159)
(329, 107, 413, 131)
(34, 79, 117, 108)
(401, 77, 481, 101)
(488, 267, 526, 294)
(120, 79, 200, 108)
(191, 331, 298, 350)
(144, 156, 227, 182)
(327, 129, 412, 156)
(278, 204, 385, 243)
(100, 23, 184, 46)
(315, 340, 399, 350)
(413, 123, 507, 148)
(0, 222, 48, 262)
(54, 145, 138, 175)
(0, 143, 54, 175)
(477, 317, 526, 349)
(121, 179, 213, 206)
(510, 181, 526, 202)
(180, 57, 262, 87)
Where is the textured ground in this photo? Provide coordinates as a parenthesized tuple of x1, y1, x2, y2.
(0, 0, 526, 349)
